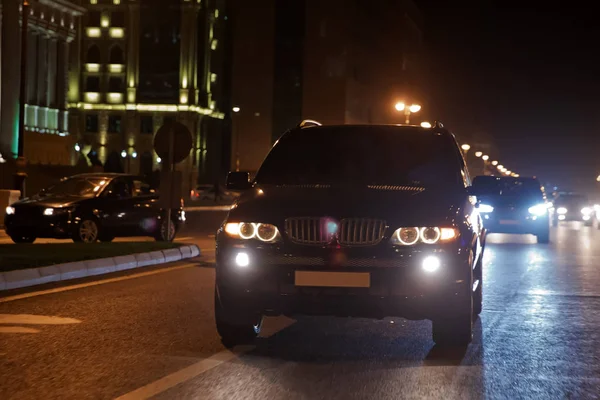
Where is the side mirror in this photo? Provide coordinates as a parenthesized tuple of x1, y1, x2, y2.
(226, 171, 251, 190)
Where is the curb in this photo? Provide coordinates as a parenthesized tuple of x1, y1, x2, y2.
(0, 244, 201, 292)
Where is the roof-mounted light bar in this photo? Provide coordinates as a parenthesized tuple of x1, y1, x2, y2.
(298, 119, 322, 128)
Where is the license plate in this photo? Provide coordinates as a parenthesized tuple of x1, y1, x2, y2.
(294, 271, 370, 288)
(499, 220, 519, 225)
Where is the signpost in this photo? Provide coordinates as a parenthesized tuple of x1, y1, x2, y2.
(153, 121, 193, 241)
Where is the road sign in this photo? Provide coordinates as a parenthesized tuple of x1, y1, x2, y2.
(153, 122, 193, 165)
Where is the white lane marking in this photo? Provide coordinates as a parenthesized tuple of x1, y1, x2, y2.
(116, 317, 296, 399)
(0, 314, 81, 325)
(0, 326, 40, 334)
(184, 206, 231, 212)
(0, 263, 196, 304)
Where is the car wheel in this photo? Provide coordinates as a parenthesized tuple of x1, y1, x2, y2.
(10, 235, 36, 244)
(214, 288, 262, 348)
(536, 227, 550, 244)
(154, 217, 177, 242)
(432, 259, 473, 347)
(74, 219, 100, 243)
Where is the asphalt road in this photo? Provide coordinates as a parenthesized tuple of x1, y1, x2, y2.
(2, 220, 600, 399)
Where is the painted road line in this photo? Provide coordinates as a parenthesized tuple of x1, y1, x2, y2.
(116, 317, 296, 400)
(184, 205, 231, 212)
(0, 263, 196, 304)
(0, 314, 81, 325)
(0, 327, 40, 334)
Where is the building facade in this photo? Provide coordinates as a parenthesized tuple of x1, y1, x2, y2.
(68, 0, 228, 193)
(230, 0, 425, 174)
(0, 0, 85, 166)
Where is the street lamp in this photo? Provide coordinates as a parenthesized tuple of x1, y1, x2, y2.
(482, 155, 489, 161)
(474, 151, 483, 158)
(461, 144, 471, 152)
(497, 164, 504, 170)
(232, 106, 241, 171)
(394, 102, 421, 124)
(491, 160, 498, 166)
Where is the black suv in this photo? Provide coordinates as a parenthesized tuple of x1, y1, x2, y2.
(215, 121, 485, 346)
(471, 176, 551, 243)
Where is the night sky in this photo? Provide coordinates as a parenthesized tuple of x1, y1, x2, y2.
(416, 1, 599, 194)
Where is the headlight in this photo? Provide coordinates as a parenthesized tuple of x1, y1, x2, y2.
(392, 226, 457, 245)
(479, 204, 494, 213)
(43, 208, 54, 216)
(528, 203, 548, 216)
(557, 207, 567, 215)
(581, 207, 592, 215)
(224, 222, 281, 243)
(43, 207, 72, 216)
(5, 206, 15, 215)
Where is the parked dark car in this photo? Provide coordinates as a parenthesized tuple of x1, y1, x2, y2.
(470, 176, 551, 243)
(4, 173, 184, 243)
(214, 121, 485, 347)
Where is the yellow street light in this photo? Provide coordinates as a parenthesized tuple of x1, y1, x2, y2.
(514, 174, 520, 177)
(482, 155, 489, 161)
(497, 164, 504, 170)
(394, 102, 405, 111)
(409, 104, 421, 113)
(597, 175, 600, 182)
(461, 144, 471, 151)
(492, 160, 498, 166)
(505, 170, 511, 175)
(475, 151, 483, 158)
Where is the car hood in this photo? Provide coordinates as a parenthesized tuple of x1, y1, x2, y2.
(228, 184, 466, 226)
(11, 195, 84, 208)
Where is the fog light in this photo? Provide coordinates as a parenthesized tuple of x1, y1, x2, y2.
(583, 215, 591, 221)
(235, 252, 250, 267)
(558, 215, 566, 221)
(422, 256, 440, 273)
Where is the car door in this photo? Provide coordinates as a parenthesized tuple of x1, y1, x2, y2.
(99, 177, 137, 236)
(129, 178, 161, 236)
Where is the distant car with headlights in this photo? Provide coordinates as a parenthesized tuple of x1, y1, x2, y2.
(214, 120, 485, 348)
(4, 173, 184, 243)
(470, 176, 550, 243)
(552, 192, 594, 227)
(190, 184, 238, 202)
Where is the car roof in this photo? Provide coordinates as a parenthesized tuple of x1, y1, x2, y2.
(296, 124, 450, 134)
(69, 173, 139, 179)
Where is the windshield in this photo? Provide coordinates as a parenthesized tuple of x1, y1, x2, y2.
(555, 194, 588, 207)
(255, 127, 464, 187)
(473, 177, 543, 199)
(41, 177, 110, 198)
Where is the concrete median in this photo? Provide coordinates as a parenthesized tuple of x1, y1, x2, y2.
(0, 245, 201, 292)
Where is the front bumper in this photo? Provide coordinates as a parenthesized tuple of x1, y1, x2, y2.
(216, 239, 473, 320)
(481, 213, 548, 234)
(4, 213, 74, 238)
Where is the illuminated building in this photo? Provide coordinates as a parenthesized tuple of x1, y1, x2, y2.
(68, 0, 227, 192)
(0, 0, 84, 165)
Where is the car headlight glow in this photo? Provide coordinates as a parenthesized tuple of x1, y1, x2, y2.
(392, 227, 458, 245)
(528, 203, 548, 216)
(479, 204, 494, 213)
(5, 206, 15, 215)
(43, 208, 54, 216)
(581, 207, 592, 215)
(224, 222, 280, 242)
(557, 207, 567, 215)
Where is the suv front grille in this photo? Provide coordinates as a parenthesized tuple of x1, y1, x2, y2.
(339, 218, 386, 246)
(285, 217, 387, 246)
(285, 217, 326, 245)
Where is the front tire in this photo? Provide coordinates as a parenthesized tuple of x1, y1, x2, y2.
(214, 288, 262, 348)
(10, 235, 36, 244)
(536, 226, 550, 244)
(154, 217, 177, 242)
(73, 219, 100, 243)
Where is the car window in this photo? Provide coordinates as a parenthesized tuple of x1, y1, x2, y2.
(104, 178, 132, 199)
(255, 127, 464, 188)
(133, 179, 154, 197)
(41, 177, 109, 198)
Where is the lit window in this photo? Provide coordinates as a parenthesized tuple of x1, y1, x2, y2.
(215, 9, 220, 18)
(86, 27, 101, 38)
(108, 93, 123, 104)
(109, 64, 124, 73)
(86, 63, 100, 73)
(90, 0, 97, 4)
(108, 116, 122, 134)
(114, 0, 121, 4)
(85, 92, 100, 103)
(211, 39, 218, 50)
(101, 15, 109, 28)
(211, 73, 217, 83)
(109, 28, 124, 38)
